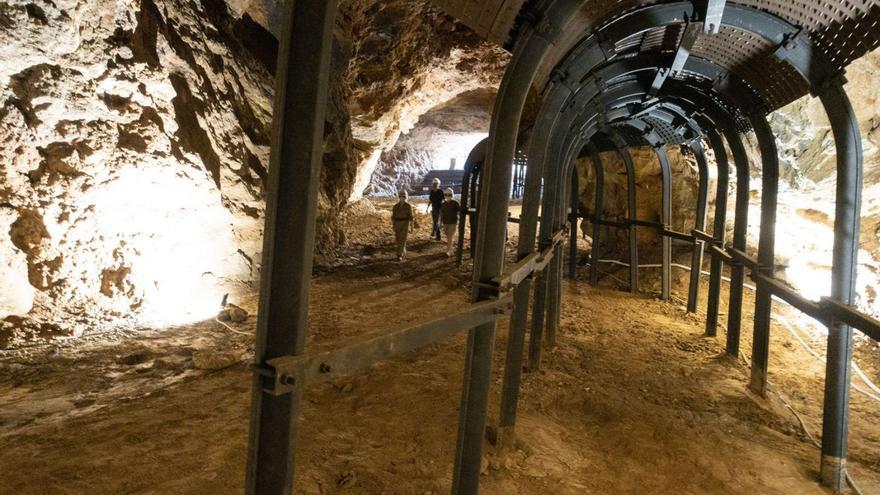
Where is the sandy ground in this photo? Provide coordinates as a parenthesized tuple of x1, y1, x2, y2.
(1, 199, 879, 494)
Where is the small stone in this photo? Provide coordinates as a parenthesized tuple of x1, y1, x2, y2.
(192, 349, 239, 370)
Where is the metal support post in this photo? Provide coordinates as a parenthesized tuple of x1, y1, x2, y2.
(588, 144, 605, 286)
(723, 128, 750, 356)
(706, 129, 729, 336)
(569, 166, 580, 279)
(748, 115, 779, 397)
(687, 140, 710, 313)
(452, 13, 559, 491)
(498, 99, 556, 436)
(655, 146, 673, 300)
(245, 1, 338, 493)
(618, 146, 640, 293)
(818, 81, 863, 491)
(457, 141, 486, 265)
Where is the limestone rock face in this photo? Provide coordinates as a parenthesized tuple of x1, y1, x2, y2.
(369, 88, 494, 196)
(576, 145, 707, 261)
(0, 0, 506, 343)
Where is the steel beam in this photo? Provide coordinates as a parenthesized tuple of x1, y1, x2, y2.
(818, 81, 863, 491)
(457, 139, 487, 265)
(569, 165, 580, 279)
(722, 128, 750, 356)
(453, 1, 574, 489)
(588, 144, 606, 286)
(748, 115, 779, 397)
(687, 140, 710, 313)
(654, 146, 673, 300)
(705, 129, 730, 336)
(245, 1, 338, 493)
(616, 145, 640, 293)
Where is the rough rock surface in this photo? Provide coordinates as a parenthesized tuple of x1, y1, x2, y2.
(0, 0, 506, 344)
(369, 88, 494, 196)
(576, 145, 707, 260)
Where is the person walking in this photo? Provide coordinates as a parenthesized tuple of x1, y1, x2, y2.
(427, 177, 444, 241)
(440, 187, 460, 257)
(392, 190, 415, 261)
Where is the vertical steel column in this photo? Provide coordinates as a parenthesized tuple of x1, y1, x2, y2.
(452, 6, 563, 488)
(457, 164, 473, 265)
(705, 129, 729, 336)
(498, 82, 564, 436)
(687, 140, 710, 313)
(818, 81, 863, 491)
(245, 1, 337, 493)
(588, 144, 605, 286)
(468, 165, 481, 256)
(722, 128, 750, 356)
(748, 115, 779, 397)
(544, 145, 574, 349)
(569, 165, 580, 279)
(618, 146, 640, 293)
(457, 140, 487, 265)
(527, 144, 563, 372)
(654, 146, 673, 300)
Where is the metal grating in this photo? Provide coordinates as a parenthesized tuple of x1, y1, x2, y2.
(735, 0, 880, 68)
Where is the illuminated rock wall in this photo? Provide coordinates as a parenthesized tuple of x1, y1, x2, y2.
(0, 0, 505, 344)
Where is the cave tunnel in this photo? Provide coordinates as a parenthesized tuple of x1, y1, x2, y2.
(4, 0, 880, 493)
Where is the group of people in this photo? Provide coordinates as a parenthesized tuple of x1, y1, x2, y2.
(391, 178, 460, 261)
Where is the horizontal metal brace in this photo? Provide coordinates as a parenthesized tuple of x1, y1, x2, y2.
(727, 247, 758, 271)
(631, 219, 663, 229)
(750, 271, 824, 321)
(494, 229, 566, 291)
(258, 297, 513, 396)
(708, 244, 732, 263)
(691, 229, 715, 243)
(661, 228, 695, 242)
(821, 298, 880, 342)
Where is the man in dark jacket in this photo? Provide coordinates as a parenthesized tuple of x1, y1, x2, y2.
(426, 177, 444, 241)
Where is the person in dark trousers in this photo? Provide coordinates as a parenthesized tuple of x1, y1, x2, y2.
(426, 177, 444, 241)
(440, 188, 460, 257)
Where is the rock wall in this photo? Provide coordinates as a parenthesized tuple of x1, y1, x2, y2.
(368, 87, 494, 196)
(576, 145, 708, 262)
(0, 0, 506, 344)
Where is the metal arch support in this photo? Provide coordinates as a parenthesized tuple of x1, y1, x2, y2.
(722, 127, 751, 357)
(587, 143, 606, 286)
(818, 80, 863, 491)
(456, 4, 581, 487)
(705, 128, 730, 336)
(456, 139, 488, 265)
(569, 164, 580, 280)
(245, 1, 338, 493)
(611, 136, 640, 294)
(497, 83, 573, 439)
(686, 140, 710, 313)
(747, 114, 780, 398)
(654, 145, 674, 300)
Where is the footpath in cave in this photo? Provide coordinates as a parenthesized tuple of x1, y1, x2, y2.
(1, 201, 879, 494)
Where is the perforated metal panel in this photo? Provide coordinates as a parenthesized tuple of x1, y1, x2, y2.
(430, 0, 880, 121)
(736, 0, 880, 67)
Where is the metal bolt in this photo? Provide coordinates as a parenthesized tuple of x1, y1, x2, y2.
(280, 374, 297, 386)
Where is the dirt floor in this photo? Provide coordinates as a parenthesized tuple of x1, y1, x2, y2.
(1, 199, 879, 494)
